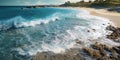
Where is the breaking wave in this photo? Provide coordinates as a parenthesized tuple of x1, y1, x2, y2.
(0, 7, 119, 60)
(0, 13, 60, 31)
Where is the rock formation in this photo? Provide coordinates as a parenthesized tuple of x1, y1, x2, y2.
(106, 25, 120, 42)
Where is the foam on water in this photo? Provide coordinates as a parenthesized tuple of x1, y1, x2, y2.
(0, 8, 119, 59)
(15, 13, 60, 28)
(0, 14, 60, 31)
(12, 10, 119, 56)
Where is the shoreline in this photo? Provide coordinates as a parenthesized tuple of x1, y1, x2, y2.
(31, 7, 120, 60)
(79, 7, 120, 27)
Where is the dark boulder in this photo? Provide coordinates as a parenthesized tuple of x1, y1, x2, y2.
(106, 25, 120, 42)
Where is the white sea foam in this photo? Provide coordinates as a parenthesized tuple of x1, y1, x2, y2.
(13, 8, 119, 56)
(14, 15, 60, 28)
(0, 13, 60, 31)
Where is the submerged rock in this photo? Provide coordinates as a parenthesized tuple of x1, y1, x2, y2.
(11, 50, 31, 60)
(87, 30, 90, 32)
(75, 39, 83, 44)
(92, 29, 96, 32)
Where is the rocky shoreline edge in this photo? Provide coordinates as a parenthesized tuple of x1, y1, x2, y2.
(31, 25, 120, 60)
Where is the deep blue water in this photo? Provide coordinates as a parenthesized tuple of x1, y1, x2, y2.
(0, 6, 75, 20)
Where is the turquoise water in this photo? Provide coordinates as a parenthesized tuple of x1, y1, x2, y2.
(0, 7, 112, 60)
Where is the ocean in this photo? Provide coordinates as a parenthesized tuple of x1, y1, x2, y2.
(0, 6, 118, 60)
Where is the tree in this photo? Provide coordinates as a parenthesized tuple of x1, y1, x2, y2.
(61, 1, 71, 6)
(81, 0, 85, 3)
(95, 0, 99, 2)
(99, 0, 104, 3)
(65, 1, 71, 4)
(89, 0, 92, 3)
(105, 0, 112, 2)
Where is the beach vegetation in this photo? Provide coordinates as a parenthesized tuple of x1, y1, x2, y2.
(60, 0, 120, 7)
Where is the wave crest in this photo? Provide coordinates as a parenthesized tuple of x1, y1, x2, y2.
(0, 13, 60, 31)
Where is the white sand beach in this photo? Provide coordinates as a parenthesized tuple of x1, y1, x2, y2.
(79, 7, 120, 27)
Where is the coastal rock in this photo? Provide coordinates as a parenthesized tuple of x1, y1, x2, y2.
(107, 7, 120, 13)
(106, 25, 117, 31)
(75, 39, 83, 44)
(106, 25, 120, 42)
(93, 29, 96, 32)
(89, 43, 120, 60)
(112, 46, 120, 54)
(83, 47, 102, 58)
(87, 30, 90, 32)
(32, 52, 55, 60)
(32, 50, 85, 60)
(91, 43, 111, 52)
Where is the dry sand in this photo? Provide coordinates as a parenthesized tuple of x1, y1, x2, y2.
(79, 7, 120, 27)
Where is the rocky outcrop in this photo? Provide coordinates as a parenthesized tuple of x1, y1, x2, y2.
(106, 25, 120, 42)
(32, 43, 119, 60)
(82, 43, 120, 60)
(106, 25, 117, 31)
(83, 47, 102, 59)
(32, 50, 85, 60)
